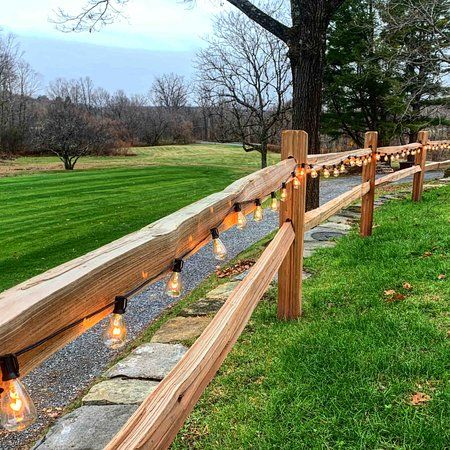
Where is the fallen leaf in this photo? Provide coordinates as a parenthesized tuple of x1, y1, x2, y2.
(410, 392, 431, 406)
(437, 274, 446, 280)
(384, 289, 396, 296)
(403, 282, 412, 290)
(394, 293, 406, 301)
(423, 251, 432, 257)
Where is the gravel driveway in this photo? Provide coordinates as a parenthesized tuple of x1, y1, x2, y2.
(0, 170, 444, 450)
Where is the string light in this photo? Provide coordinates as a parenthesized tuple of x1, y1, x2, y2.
(333, 166, 340, 177)
(339, 163, 346, 173)
(234, 204, 247, 230)
(376, 153, 381, 161)
(310, 168, 318, 178)
(323, 166, 330, 178)
(0, 354, 37, 432)
(165, 258, 183, 297)
(253, 199, 263, 222)
(350, 157, 356, 167)
(356, 158, 363, 167)
(401, 149, 406, 158)
(270, 192, 279, 211)
(384, 155, 389, 162)
(210, 228, 227, 260)
(296, 163, 306, 178)
(292, 171, 301, 189)
(363, 157, 369, 166)
(103, 296, 127, 349)
(280, 182, 288, 201)
(411, 149, 416, 155)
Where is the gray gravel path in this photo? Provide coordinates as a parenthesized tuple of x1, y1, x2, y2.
(0, 170, 444, 450)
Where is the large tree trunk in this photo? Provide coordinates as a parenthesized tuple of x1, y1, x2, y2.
(288, 25, 326, 211)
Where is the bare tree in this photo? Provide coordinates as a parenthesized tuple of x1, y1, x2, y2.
(151, 73, 189, 111)
(196, 6, 291, 167)
(53, 0, 348, 209)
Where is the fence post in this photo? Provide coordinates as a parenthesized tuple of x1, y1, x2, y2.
(278, 130, 308, 320)
(360, 131, 378, 237)
(412, 130, 429, 202)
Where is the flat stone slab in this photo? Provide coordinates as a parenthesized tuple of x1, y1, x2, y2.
(337, 209, 361, 220)
(304, 240, 336, 251)
(231, 269, 250, 281)
(106, 343, 187, 380)
(82, 379, 159, 405)
(206, 281, 239, 299)
(151, 316, 211, 344)
(326, 214, 355, 225)
(322, 221, 352, 231)
(32, 405, 137, 450)
(179, 298, 225, 317)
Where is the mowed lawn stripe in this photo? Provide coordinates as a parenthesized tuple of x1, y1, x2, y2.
(1, 165, 243, 292)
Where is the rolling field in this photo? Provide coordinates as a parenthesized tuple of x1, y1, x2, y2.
(0, 144, 279, 292)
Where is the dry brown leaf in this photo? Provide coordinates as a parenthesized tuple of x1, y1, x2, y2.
(410, 392, 431, 406)
(423, 251, 432, 257)
(384, 289, 396, 296)
(403, 282, 412, 290)
(437, 274, 446, 280)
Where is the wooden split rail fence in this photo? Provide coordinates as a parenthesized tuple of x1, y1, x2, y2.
(0, 130, 449, 449)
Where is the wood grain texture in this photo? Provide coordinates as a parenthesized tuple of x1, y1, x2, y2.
(105, 222, 295, 450)
(374, 165, 421, 187)
(424, 159, 450, 171)
(360, 132, 378, 237)
(278, 130, 307, 320)
(308, 148, 371, 168)
(0, 158, 296, 376)
(377, 142, 421, 155)
(412, 131, 428, 202)
(304, 182, 370, 232)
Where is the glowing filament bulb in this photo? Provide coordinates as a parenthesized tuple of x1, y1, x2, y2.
(292, 172, 301, 189)
(376, 153, 381, 161)
(280, 182, 288, 202)
(384, 155, 389, 162)
(253, 199, 263, 222)
(103, 296, 127, 349)
(417, 147, 421, 154)
(339, 163, 346, 173)
(211, 228, 227, 261)
(363, 158, 369, 166)
(270, 192, 279, 211)
(234, 204, 247, 230)
(323, 167, 330, 178)
(411, 149, 416, 156)
(296, 164, 306, 178)
(356, 158, 363, 167)
(401, 151, 406, 158)
(395, 153, 400, 160)
(333, 166, 340, 177)
(0, 355, 37, 432)
(350, 158, 356, 167)
(406, 150, 410, 155)
(310, 168, 318, 178)
(165, 259, 183, 297)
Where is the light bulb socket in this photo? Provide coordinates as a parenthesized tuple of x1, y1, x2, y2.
(211, 227, 220, 239)
(172, 258, 184, 273)
(255, 199, 261, 206)
(271, 191, 276, 199)
(234, 203, 242, 212)
(291, 171, 296, 177)
(281, 182, 286, 189)
(0, 354, 20, 381)
(113, 296, 128, 315)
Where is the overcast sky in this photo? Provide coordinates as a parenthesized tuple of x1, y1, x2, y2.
(1, 0, 226, 94)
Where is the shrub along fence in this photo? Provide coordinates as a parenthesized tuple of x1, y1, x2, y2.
(0, 130, 448, 447)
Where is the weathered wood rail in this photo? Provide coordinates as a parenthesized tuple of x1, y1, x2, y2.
(0, 129, 448, 448)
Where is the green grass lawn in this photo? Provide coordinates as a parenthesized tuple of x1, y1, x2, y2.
(1, 144, 278, 292)
(173, 185, 450, 450)
(1, 143, 279, 176)
(0, 165, 244, 292)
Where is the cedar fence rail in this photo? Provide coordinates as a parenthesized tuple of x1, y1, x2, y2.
(0, 130, 449, 448)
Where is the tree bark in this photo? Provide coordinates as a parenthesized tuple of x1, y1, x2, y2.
(260, 140, 268, 168)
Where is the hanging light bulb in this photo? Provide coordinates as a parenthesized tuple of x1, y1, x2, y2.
(401, 150, 406, 158)
(323, 166, 330, 178)
(376, 153, 381, 161)
(363, 157, 369, 166)
(0, 354, 37, 432)
(234, 204, 247, 230)
(411, 149, 416, 156)
(406, 149, 411, 156)
(280, 182, 288, 202)
(339, 163, 346, 173)
(253, 199, 263, 222)
(310, 168, 318, 178)
(210, 227, 227, 260)
(333, 165, 340, 177)
(103, 296, 128, 349)
(296, 163, 306, 178)
(384, 154, 389, 162)
(165, 258, 183, 297)
(270, 192, 279, 211)
(292, 172, 301, 189)
(350, 157, 356, 167)
(417, 147, 421, 154)
(356, 158, 363, 167)
(395, 153, 400, 160)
